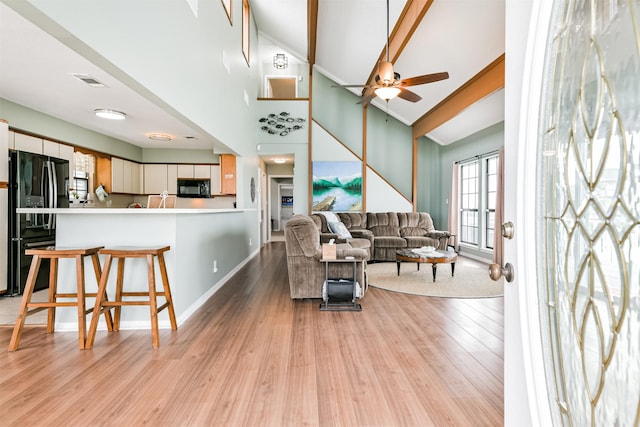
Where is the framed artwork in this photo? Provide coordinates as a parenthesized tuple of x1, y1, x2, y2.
(221, 0, 232, 24)
(312, 161, 362, 212)
(242, 0, 250, 65)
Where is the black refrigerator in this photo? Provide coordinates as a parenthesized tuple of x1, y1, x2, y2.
(7, 150, 69, 295)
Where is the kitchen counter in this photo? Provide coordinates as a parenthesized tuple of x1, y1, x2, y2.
(17, 207, 247, 214)
(18, 207, 260, 333)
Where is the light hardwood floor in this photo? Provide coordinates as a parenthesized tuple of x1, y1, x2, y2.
(0, 242, 503, 426)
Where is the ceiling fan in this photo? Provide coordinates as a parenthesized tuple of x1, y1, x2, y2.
(333, 0, 449, 105)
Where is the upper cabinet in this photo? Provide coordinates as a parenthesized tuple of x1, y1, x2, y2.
(220, 154, 236, 195)
(14, 133, 43, 154)
(112, 157, 142, 194)
(14, 133, 75, 177)
(144, 164, 168, 195)
(177, 164, 212, 179)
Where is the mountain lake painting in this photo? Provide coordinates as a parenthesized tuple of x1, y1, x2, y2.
(312, 161, 362, 211)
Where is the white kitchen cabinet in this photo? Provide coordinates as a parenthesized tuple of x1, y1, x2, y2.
(194, 165, 211, 179)
(123, 160, 142, 194)
(111, 158, 125, 193)
(112, 158, 142, 194)
(167, 164, 178, 194)
(43, 140, 60, 157)
(210, 165, 221, 195)
(177, 164, 194, 178)
(1, 121, 8, 182)
(14, 133, 43, 154)
(144, 164, 170, 195)
(8, 130, 15, 150)
(58, 144, 75, 178)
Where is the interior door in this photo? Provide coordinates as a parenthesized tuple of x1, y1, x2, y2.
(507, 1, 640, 425)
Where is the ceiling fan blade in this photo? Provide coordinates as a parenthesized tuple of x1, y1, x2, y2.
(397, 87, 422, 103)
(357, 92, 377, 105)
(399, 72, 449, 87)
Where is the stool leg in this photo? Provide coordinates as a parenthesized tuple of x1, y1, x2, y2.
(147, 254, 160, 349)
(9, 256, 42, 351)
(114, 257, 125, 331)
(75, 254, 87, 350)
(157, 252, 177, 330)
(47, 257, 58, 333)
(86, 254, 113, 349)
(90, 253, 113, 331)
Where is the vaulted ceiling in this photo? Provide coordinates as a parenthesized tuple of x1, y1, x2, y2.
(0, 0, 505, 150)
(253, 0, 505, 144)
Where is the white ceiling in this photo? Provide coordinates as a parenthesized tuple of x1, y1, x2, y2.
(253, 0, 505, 145)
(0, 0, 505, 153)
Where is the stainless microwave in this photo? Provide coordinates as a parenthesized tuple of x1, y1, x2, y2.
(177, 179, 211, 198)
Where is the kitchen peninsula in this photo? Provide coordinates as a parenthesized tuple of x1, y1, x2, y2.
(16, 208, 259, 332)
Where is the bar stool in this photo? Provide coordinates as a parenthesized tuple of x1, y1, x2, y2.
(8, 246, 114, 351)
(86, 246, 177, 349)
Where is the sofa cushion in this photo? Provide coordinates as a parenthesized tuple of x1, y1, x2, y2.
(400, 227, 428, 237)
(369, 225, 401, 237)
(285, 215, 321, 257)
(367, 212, 400, 228)
(328, 221, 352, 239)
(398, 212, 435, 232)
(338, 212, 367, 230)
(373, 235, 407, 248)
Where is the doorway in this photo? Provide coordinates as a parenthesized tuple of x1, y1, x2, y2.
(264, 76, 297, 98)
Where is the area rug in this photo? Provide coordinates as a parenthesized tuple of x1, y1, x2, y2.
(367, 259, 504, 298)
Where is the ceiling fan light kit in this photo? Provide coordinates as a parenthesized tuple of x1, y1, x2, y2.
(374, 86, 401, 101)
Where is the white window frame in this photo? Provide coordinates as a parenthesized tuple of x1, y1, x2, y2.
(458, 152, 499, 253)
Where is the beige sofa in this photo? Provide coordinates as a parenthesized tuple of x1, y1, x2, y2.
(284, 214, 368, 299)
(312, 211, 450, 262)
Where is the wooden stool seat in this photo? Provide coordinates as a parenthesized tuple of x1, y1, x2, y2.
(86, 246, 177, 349)
(8, 246, 114, 351)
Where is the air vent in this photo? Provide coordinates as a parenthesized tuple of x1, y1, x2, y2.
(69, 73, 107, 88)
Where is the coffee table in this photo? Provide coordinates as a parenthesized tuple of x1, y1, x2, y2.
(396, 248, 458, 282)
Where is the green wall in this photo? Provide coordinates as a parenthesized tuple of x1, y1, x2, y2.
(312, 70, 414, 202)
(435, 121, 505, 231)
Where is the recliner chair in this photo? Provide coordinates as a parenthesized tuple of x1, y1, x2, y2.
(284, 215, 368, 299)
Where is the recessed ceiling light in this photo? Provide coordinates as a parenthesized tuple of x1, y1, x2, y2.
(94, 109, 126, 120)
(147, 133, 174, 141)
(273, 158, 286, 164)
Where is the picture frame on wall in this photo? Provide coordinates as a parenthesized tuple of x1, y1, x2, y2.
(312, 161, 363, 212)
(221, 0, 232, 25)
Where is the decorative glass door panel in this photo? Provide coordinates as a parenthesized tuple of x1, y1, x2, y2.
(536, 0, 640, 425)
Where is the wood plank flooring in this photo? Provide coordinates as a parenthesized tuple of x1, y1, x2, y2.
(0, 242, 503, 426)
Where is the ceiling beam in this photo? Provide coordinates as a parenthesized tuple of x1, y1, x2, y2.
(361, 0, 435, 100)
(412, 53, 505, 138)
(307, 0, 318, 66)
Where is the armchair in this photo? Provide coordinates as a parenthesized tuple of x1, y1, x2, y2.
(284, 215, 368, 299)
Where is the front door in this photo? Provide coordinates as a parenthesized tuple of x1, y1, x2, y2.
(507, 1, 640, 425)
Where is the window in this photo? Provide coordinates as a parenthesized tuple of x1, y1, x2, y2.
(242, 0, 250, 65)
(485, 156, 498, 250)
(460, 161, 478, 245)
(458, 153, 499, 251)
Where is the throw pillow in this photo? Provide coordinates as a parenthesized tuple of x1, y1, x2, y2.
(328, 221, 352, 239)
